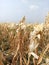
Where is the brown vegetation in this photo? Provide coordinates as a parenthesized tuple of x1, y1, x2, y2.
(0, 14, 49, 65)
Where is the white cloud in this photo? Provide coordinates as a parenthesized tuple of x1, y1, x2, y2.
(29, 5, 39, 10)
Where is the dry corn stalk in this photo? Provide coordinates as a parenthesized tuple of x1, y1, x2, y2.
(37, 44, 49, 65)
(0, 13, 49, 65)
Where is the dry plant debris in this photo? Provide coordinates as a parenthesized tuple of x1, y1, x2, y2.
(0, 14, 49, 65)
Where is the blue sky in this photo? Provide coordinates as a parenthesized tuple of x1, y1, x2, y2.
(0, 0, 49, 23)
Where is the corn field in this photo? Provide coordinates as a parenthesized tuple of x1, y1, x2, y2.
(0, 14, 49, 65)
